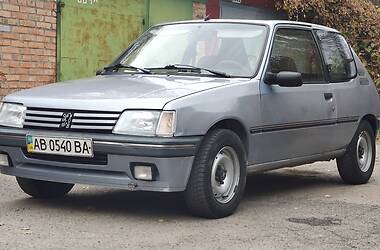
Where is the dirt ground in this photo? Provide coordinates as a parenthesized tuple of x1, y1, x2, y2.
(0, 147, 379, 250)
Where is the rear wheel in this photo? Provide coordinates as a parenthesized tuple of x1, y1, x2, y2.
(337, 121, 376, 184)
(16, 177, 74, 199)
(184, 129, 247, 218)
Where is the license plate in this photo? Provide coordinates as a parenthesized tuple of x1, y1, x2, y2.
(26, 135, 93, 158)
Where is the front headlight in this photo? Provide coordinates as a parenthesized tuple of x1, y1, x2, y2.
(0, 103, 26, 128)
(113, 110, 176, 137)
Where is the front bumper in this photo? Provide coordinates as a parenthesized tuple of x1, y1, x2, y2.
(0, 127, 202, 192)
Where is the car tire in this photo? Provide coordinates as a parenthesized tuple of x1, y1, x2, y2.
(184, 129, 247, 218)
(337, 120, 376, 185)
(16, 177, 74, 199)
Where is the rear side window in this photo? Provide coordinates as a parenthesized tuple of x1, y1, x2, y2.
(315, 31, 356, 82)
(268, 28, 325, 83)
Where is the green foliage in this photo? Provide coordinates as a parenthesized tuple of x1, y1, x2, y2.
(276, 0, 380, 89)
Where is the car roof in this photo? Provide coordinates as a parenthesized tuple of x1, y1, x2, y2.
(158, 19, 339, 33)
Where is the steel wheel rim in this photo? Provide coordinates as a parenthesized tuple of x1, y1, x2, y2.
(211, 146, 240, 204)
(356, 131, 372, 172)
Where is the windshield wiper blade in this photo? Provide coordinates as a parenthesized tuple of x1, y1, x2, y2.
(103, 63, 152, 74)
(158, 64, 231, 78)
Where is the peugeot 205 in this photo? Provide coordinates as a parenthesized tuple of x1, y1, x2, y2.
(0, 20, 379, 218)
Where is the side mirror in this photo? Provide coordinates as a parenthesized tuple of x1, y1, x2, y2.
(265, 71, 303, 87)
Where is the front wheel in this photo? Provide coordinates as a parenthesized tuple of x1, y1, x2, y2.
(337, 120, 376, 184)
(16, 177, 74, 199)
(184, 129, 247, 218)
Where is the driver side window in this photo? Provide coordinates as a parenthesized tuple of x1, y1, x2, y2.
(268, 28, 325, 84)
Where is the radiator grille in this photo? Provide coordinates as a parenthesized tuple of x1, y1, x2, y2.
(23, 107, 120, 133)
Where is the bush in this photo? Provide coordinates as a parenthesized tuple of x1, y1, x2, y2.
(276, 0, 380, 89)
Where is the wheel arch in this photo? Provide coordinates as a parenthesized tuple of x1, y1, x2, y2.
(206, 118, 249, 155)
(361, 114, 377, 136)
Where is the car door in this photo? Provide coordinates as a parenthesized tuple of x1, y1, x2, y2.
(253, 26, 338, 164)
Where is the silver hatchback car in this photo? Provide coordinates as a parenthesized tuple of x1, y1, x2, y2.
(0, 20, 379, 218)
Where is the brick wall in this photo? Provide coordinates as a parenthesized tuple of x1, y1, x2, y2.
(193, 2, 207, 19)
(0, 0, 57, 101)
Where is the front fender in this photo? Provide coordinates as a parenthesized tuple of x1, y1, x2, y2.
(164, 80, 260, 137)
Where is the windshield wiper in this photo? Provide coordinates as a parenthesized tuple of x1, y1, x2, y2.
(151, 64, 231, 78)
(102, 63, 152, 74)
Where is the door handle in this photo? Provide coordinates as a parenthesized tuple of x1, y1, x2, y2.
(324, 93, 333, 100)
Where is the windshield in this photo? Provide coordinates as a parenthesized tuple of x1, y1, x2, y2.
(118, 23, 268, 77)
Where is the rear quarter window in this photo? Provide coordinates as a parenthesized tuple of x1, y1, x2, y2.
(315, 30, 356, 82)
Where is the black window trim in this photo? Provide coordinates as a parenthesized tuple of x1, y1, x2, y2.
(313, 29, 358, 83)
(264, 24, 329, 85)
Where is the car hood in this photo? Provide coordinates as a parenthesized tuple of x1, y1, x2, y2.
(4, 74, 248, 111)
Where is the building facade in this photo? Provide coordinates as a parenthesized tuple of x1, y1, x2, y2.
(371, 0, 380, 6)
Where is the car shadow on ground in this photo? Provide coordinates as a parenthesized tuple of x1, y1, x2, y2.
(11, 167, 344, 218)
(244, 168, 342, 201)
